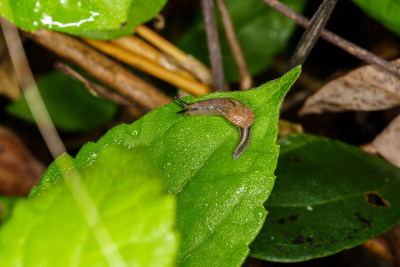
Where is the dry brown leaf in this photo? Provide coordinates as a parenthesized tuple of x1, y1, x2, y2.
(0, 32, 20, 100)
(299, 59, 400, 116)
(278, 119, 304, 137)
(0, 126, 45, 195)
(362, 236, 395, 265)
(372, 114, 400, 168)
(359, 143, 378, 154)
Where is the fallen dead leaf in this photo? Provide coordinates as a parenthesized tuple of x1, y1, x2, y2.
(0, 126, 45, 195)
(299, 59, 400, 116)
(372, 114, 400, 168)
(278, 119, 304, 137)
(0, 32, 20, 100)
(362, 236, 395, 265)
(359, 143, 378, 154)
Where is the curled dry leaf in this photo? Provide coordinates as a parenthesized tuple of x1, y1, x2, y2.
(299, 59, 400, 116)
(372, 115, 400, 168)
(0, 126, 45, 195)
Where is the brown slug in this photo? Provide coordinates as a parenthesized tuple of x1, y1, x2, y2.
(175, 96, 254, 159)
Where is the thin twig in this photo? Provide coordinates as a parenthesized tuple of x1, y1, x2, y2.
(286, 0, 338, 71)
(1, 19, 66, 158)
(201, 0, 227, 91)
(25, 29, 171, 110)
(261, 0, 400, 79)
(3, 22, 126, 263)
(54, 62, 134, 106)
(83, 38, 211, 96)
(216, 0, 253, 90)
(135, 25, 213, 87)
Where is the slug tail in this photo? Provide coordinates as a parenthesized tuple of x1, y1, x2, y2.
(233, 126, 252, 159)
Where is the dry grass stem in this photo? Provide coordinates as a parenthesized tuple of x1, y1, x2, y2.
(135, 25, 213, 87)
(111, 36, 196, 80)
(84, 38, 211, 96)
(26, 29, 171, 110)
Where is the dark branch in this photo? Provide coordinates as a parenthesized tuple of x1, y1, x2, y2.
(261, 0, 400, 79)
(201, 0, 227, 91)
(287, 0, 338, 71)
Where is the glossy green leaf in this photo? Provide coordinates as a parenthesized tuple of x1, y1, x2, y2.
(0, 145, 177, 266)
(351, 0, 400, 36)
(176, 0, 307, 82)
(0, 0, 167, 40)
(31, 66, 301, 266)
(0, 196, 20, 224)
(78, 0, 167, 40)
(250, 134, 400, 262)
(7, 71, 118, 132)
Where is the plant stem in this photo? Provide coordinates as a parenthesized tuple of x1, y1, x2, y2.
(261, 0, 400, 79)
(1, 19, 66, 158)
(216, 0, 253, 90)
(201, 0, 227, 91)
(286, 0, 338, 71)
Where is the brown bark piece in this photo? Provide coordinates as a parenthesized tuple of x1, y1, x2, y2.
(372, 115, 400, 168)
(300, 59, 400, 116)
(0, 126, 45, 196)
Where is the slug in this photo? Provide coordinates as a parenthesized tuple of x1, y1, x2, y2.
(175, 96, 254, 159)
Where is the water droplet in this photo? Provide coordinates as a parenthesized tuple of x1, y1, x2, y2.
(40, 11, 99, 28)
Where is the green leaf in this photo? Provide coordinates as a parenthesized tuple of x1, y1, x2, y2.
(31, 66, 301, 266)
(176, 0, 307, 82)
(351, 0, 400, 36)
(250, 134, 400, 262)
(78, 0, 167, 40)
(0, 196, 20, 224)
(0, 145, 177, 266)
(6, 71, 118, 132)
(0, 0, 167, 40)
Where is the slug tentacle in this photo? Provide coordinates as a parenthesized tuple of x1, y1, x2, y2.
(174, 96, 189, 106)
(233, 126, 252, 159)
(175, 97, 254, 159)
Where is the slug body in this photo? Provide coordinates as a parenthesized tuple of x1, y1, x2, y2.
(175, 97, 254, 159)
